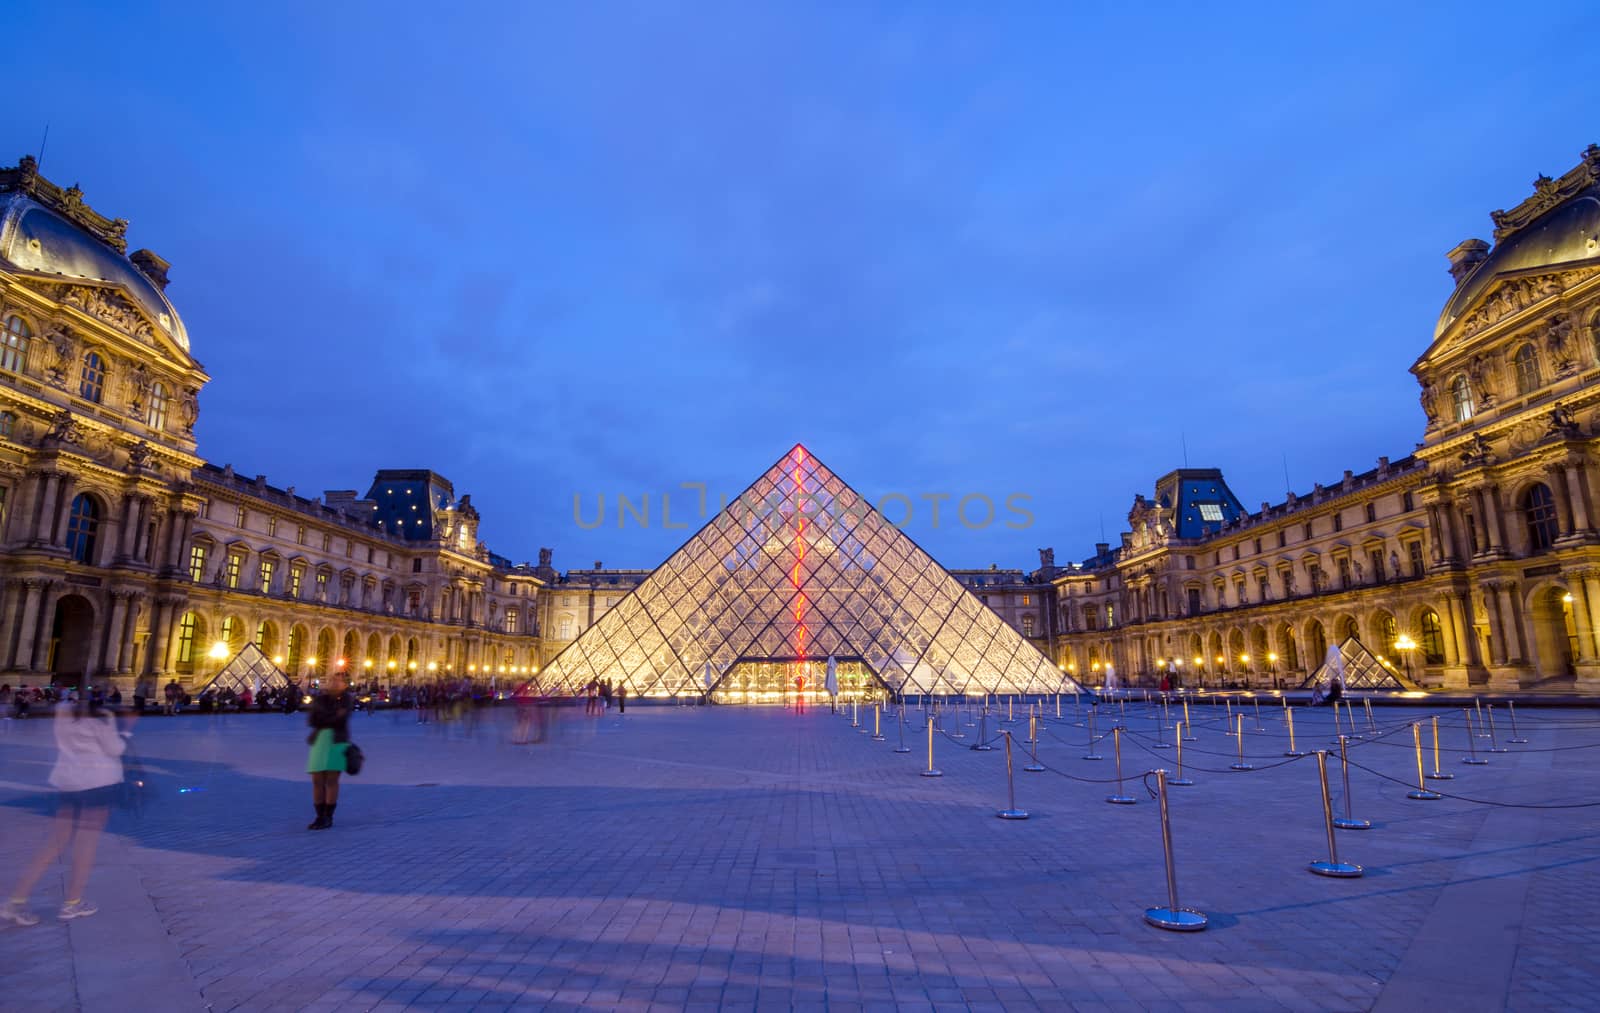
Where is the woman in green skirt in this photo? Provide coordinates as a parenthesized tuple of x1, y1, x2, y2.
(305, 668, 353, 830)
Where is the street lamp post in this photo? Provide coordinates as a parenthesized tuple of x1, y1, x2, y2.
(1395, 634, 1417, 683)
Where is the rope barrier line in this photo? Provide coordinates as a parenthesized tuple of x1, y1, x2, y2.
(1342, 756, 1600, 810)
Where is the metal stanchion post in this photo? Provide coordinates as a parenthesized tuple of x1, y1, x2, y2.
(1025, 704, 1037, 743)
(1182, 698, 1195, 740)
(1507, 700, 1528, 743)
(1344, 699, 1363, 740)
(1117, 698, 1127, 728)
(1154, 701, 1171, 749)
(921, 719, 942, 777)
(1485, 705, 1507, 753)
(1024, 714, 1044, 772)
(1284, 706, 1303, 757)
(1332, 736, 1370, 830)
(1462, 708, 1488, 765)
(1253, 699, 1264, 732)
(1107, 727, 1136, 804)
(1309, 751, 1364, 878)
(1006, 696, 1015, 724)
(1230, 714, 1253, 770)
(894, 703, 911, 753)
(872, 704, 885, 741)
(1224, 697, 1236, 737)
(1170, 722, 1194, 785)
(997, 731, 1029, 819)
(1143, 769, 1207, 932)
(1427, 714, 1453, 779)
(949, 700, 966, 740)
(1083, 707, 1102, 760)
(1363, 697, 1377, 735)
(974, 706, 994, 751)
(1475, 698, 1488, 737)
(1407, 723, 1442, 800)
(1055, 692, 1061, 719)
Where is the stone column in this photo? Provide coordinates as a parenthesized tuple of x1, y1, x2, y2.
(1438, 504, 1459, 563)
(145, 599, 171, 676)
(29, 583, 64, 672)
(1547, 467, 1575, 539)
(11, 580, 45, 672)
(49, 474, 79, 547)
(118, 594, 143, 673)
(104, 593, 130, 677)
(1497, 583, 1526, 664)
(129, 496, 152, 562)
(1447, 595, 1475, 667)
(1480, 582, 1505, 665)
(33, 474, 62, 543)
(1565, 464, 1592, 535)
(1480, 487, 1505, 554)
(1565, 576, 1598, 662)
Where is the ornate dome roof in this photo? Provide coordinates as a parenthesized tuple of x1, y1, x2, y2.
(1435, 148, 1600, 341)
(0, 159, 189, 352)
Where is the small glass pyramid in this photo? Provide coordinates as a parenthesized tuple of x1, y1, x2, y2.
(542, 445, 1087, 701)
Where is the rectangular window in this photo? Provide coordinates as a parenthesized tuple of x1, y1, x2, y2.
(1309, 563, 1324, 592)
(1021, 594, 1031, 606)
(1197, 503, 1224, 522)
(236, 505, 246, 528)
(1408, 541, 1425, 578)
(1333, 513, 1343, 532)
(1365, 503, 1377, 523)
(345, 540, 354, 558)
(1234, 579, 1247, 604)
(1337, 557, 1351, 589)
(1253, 538, 1262, 554)
(1277, 530, 1286, 548)
(1370, 550, 1386, 583)
(1259, 577, 1270, 601)
(258, 559, 274, 594)
(413, 559, 423, 573)
(315, 570, 328, 593)
(297, 525, 306, 545)
(1304, 522, 1313, 540)
(367, 547, 374, 563)
(1104, 604, 1115, 629)
(1187, 588, 1201, 615)
(176, 612, 196, 665)
(289, 564, 304, 598)
(322, 533, 331, 552)
(1021, 614, 1035, 636)
(408, 590, 422, 614)
(1403, 491, 1415, 513)
(225, 553, 242, 589)
(267, 516, 278, 537)
(506, 609, 518, 634)
(188, 543, 207, 583)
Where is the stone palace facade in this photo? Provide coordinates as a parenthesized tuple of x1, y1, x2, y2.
(2, 145, 1599, 696)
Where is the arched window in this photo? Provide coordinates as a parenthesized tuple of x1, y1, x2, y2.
(1420, 609, 1446, 665)
(1451, 375, 1475, 422)
(1, 315, 30, 373)
(79, 350, 106, 403)
(1512, 345, 1541, 396)
(65, 494, 100, 564)
(147, 382, 169, 430)
(1524, 483, 1559, 553)
(176, 611, 197, 665)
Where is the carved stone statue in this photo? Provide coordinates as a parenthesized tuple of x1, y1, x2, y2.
(1037, 547, 1055, 568)
(1389, 550, 1401, 579)
(1418, 379, 1439, 425)
(1547, 403, 1581, 438)
(179, 387, 199, 434)
(1353, 559, 1364, 584)
(126, 441, 152, 472)
(44, 409, 82, 446)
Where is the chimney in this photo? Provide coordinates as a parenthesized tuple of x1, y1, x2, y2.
(130, 249, 171, 290)
(1446, 239, 1490, 287)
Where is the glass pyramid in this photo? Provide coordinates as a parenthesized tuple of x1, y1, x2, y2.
(199, 643, 290, 696)
(542, 445, 1087, 700)
(1302, 636, 1410, 691)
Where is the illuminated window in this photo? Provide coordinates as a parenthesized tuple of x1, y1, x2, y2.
(78, 351, 105, 403)
(505, 609, 518, 634)
(289, 564, 304, 598)
(1021, 614, 1035, 636)
(296, 524, 306, 545)
(1020, 594, 1031, 606)
(188, 543, 207, 582)
(1408, 540, 1425, 577)
(65, 494, 99, 563)
(1197, 503, 1224, 522)
(321, 533, 331, 551)
(1104, 604, 1115, 629)
(225, 553, 242, 588)
(1452, 375, 1474, 422)
(1524, 483, 1559, 553)
(407, 590, 421, 614)
(258, 558, 274, 594)
(0, 315, 30, 373)
(236, 505, 247, 528)
(255, 621, 268, 648)
(1420, 610, 1445, 664)
(146, 382, 169, 429)
(1512, 345, 1541, 396)
(176, 612, 197, 664)
(558, 616, 574, 639)
(221, 615, 236, 649)
(267, 516, 278, 537)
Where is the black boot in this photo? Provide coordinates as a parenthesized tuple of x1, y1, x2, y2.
(322, 803, 336, 829)
(307, 804, 327, 830)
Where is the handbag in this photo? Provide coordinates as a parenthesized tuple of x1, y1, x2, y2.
(344, 742, 365, 776)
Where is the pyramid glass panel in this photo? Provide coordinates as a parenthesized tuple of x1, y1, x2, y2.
(544, 445, 1088, 701)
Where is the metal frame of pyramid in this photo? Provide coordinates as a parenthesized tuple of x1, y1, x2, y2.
(1301, 636, 1413, 691)
(199, 642, 290, 696)
(543, 445, 1090, 700)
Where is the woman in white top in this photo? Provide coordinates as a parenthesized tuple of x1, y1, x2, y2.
(0, 694, 128, 926)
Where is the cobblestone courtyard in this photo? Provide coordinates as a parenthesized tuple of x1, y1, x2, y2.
(1, 698, 1596, 1012)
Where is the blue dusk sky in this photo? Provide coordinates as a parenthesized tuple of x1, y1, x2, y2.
(5, 3, 1599, 571)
